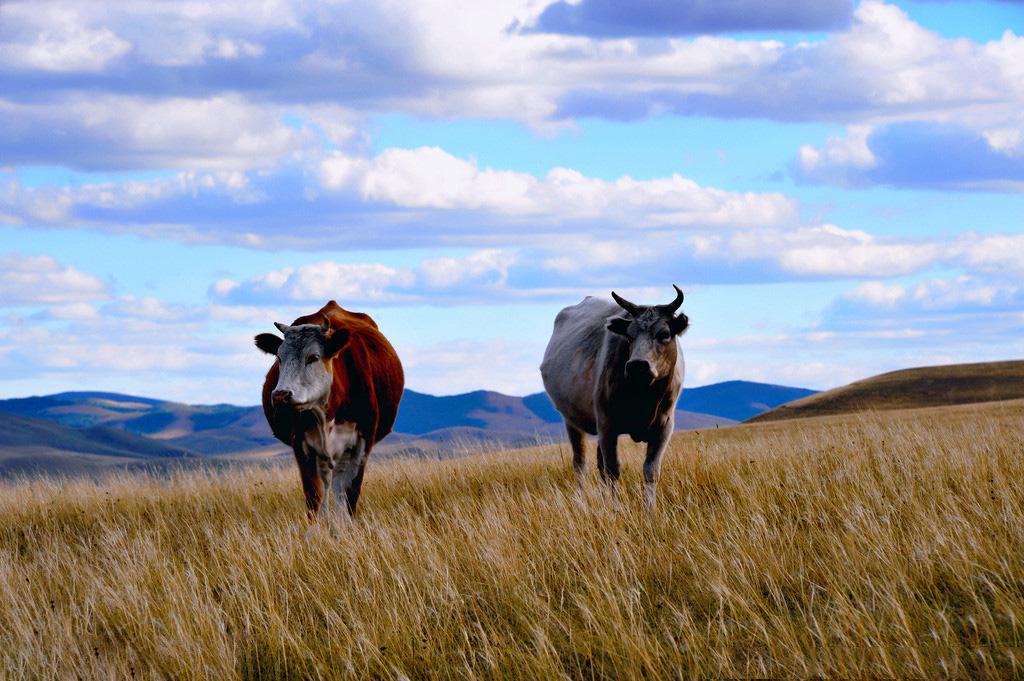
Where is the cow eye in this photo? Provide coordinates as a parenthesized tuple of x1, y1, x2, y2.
(306, 354, 321, 365)
(657, 331, 671, 343)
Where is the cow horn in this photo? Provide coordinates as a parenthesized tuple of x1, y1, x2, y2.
(657, 285, 685, 315)
(611, 291, 641, 317)
(273, 322, 291, 334)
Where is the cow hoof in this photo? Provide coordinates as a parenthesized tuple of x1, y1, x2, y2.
(644, 483, 657, 511)
(304, 523, 328, 544)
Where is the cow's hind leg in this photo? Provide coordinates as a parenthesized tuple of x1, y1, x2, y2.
(330, 437, 368, 523)
(565, 423, 586, 487)
(345, 461, 367, 515)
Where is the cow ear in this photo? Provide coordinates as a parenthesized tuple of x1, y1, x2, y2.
(670, 313, 689, 336)
(255, 333, 282, 355)
(323, 328, 350, 358)
(606, 316, 631, 336)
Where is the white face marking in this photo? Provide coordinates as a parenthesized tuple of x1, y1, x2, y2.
(274, 324, 332, 408)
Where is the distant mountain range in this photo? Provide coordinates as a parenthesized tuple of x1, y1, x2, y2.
(0, 380, 816, 476)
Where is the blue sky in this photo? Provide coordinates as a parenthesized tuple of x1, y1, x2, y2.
(1, 0, 1022, 403)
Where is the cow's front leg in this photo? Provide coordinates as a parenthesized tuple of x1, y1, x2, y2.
(642, 425, 672, 511)
(295, 442, 324, 522)
(565, 423, 587, 488)
(316, 452, 335, 524)
(597, 429, 620, 499)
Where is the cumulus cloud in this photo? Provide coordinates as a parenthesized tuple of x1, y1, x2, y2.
(555, 2, 1024, 127)
(0, 95, 319, 172)
(1, 144, 797, 250)
(797, 122, 1024, 190)
(2, 24, 131, 73)
(956, 233, 1024, 276)
(531, 0, 852, 37)
(820, 273, 1024, 353)
(688, 228, 1024, 282)
(692, 224, 945, 277)
(419, 250, 516, 288)
(212, 249, 532, 306)
(11, 0, 1015, 134)
(330, 146, 797, 225)
(0, 254, 108, 306)
(1, 170, 260, 227)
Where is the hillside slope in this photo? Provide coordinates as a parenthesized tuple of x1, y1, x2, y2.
(0, 392, 274, 455)
(0, 412, 194, 476)
(750, 359, 1024, 423)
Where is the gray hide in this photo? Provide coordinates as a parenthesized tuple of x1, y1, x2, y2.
(540, 292, 686, 509)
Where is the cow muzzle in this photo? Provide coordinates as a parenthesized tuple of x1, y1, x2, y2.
(271, 389, 294, 406)
(625, 360, 655, 385)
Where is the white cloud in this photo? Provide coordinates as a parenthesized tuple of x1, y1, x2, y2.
(0, 254, 108, 306)
(1, 170, 262, 226)
(103, 296, 194, 322)
(322, 145, 796, 226)
(983, 126, 1024, 156)
(43, 303, 101, 321)
(220, 262, 416, 304)
(2, 21, 131, 73)
(846, 281, 907, 307)
(419, 249, 516, 288)
(703, 224, 944, 277)
(214, 249, 527, 305)
(398, 337, 546, 396)
(958, 233, 1024, 276)
(0, 95, 317, 171)
(798, 125, 876, 183)
(541, 236, 659, 273)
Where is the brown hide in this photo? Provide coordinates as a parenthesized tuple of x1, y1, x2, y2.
(261, 300, 404, 516)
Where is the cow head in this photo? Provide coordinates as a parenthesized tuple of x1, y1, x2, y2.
(255, 317, 350, 410)
(606, 285, 689, 385)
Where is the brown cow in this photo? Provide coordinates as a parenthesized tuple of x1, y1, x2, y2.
(255, 300, 404, 522)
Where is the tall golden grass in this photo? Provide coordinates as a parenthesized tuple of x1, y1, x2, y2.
(2, 400, 1023, 679)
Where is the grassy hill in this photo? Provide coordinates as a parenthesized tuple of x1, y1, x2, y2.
(751, 359, 1024, 423)
(1, 399, 1021, 678)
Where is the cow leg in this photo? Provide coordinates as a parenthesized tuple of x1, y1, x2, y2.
(345, 460, 368, 515)
(565, 423, 586, 487)
(597, 430, 620, 498)
(330, 436, 368, 521)
(295, 442, 324, 521)
(642, 425, 672, 511)
(316, 454, 335, 525)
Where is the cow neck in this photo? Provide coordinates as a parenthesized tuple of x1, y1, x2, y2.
(621, 375, 672, 432)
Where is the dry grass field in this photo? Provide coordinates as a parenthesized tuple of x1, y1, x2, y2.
(2, 399, 1024, 679)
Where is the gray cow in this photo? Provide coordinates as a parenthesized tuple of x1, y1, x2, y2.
(540, 286, 688, 509)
